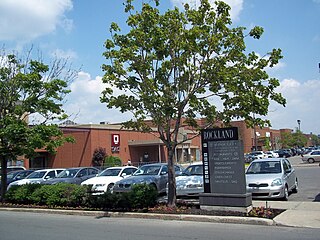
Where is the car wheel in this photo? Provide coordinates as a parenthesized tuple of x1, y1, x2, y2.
(107, 183, 114, 192)
(307, 158, 315, 164)
(292, 178, 298, 193)
(282, 186, 289, 201)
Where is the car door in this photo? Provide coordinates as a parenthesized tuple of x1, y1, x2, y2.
(75, 168, 89, 184)
(311, 151, 320, 162)
(158, 165, 168, 192)
(282, 159, 295, 190)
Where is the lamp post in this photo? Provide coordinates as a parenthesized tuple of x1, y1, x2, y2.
(297, 119, 301, 132)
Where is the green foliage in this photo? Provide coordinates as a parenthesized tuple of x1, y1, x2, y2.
(281, 131, 308, 148)
(104, 155, 122, 167)
(5, 183, 157, 211)
(5, 184, 43, 204)
(5, 183, 87, 207)
(0, 50, 76, 200)
(128, 184, 158, 209)
(310, 134, 320, 146)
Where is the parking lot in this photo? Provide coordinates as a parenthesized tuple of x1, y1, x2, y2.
(287, 156, 320, 202)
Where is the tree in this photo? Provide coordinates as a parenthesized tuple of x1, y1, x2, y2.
(92, 147, 107, 167)
(281, 130, 308, 148)
(0, 50, 76, 201)
(101, 0, 286, 206)
(310, 134, 320, 147)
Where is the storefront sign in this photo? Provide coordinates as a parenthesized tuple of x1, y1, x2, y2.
(111, 134, 120, 152)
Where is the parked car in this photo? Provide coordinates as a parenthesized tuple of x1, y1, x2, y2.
(250, 151, 267, 159)
(44, 167, 99, 185)
(112, 163, 184, 194)
(0, 166, 26, 173)
(265, 151, 279, 158)
(275, 149, 292, 158)
(169, 163, 204, 197)
(0, 170, 34, 193)
(301, 150, 320, 163)
(81, 166, 138, 194)
(246, 158, 298, 200)
(7, 168, 65, 190)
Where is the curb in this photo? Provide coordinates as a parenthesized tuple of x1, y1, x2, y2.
(0, 207, 274, 226)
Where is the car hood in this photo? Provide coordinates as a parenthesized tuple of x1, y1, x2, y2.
(81, 176, 122, 185)
(116, 175, 158, 185)
(176, 175, 203, 186)
(246, 173, 283, 184)
(11, 178, 44, 185)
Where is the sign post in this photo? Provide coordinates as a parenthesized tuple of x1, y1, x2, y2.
(200, 127, 252, 212)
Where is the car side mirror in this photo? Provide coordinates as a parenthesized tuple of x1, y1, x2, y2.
(160, 171, 168, 175)
(121, 173, 127, 178)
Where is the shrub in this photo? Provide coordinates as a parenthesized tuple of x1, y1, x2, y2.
(5, 183, 157, 211)
(104, 155, 122, 167)
(5, 184, 42, 204)
(128, 184, 158, 209)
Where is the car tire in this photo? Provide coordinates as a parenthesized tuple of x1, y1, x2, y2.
(292, 178, 298, 193)
(282, 186, 289, 201)
(307, 158, 315, 164)
(107, 183, 114, 192)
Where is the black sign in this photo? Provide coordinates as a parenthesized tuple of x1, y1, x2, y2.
(201, 127, 246, 194)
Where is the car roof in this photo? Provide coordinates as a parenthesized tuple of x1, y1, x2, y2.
(251, 158, 283, 163)
(34, 168, 65, 172)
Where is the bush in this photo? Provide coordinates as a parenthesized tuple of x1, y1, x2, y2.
(104, 156, 122, 167)
(5, 184, 42, 204)
(31, 183, 87, 207)
(6, 183, 87, 207)
(5, 183, 157, 211)
(128, 184, 158, 209)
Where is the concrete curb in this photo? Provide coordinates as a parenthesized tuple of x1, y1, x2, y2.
(0, 207, 274, 226)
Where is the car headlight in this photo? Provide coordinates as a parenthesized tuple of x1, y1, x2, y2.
(271, 178, 282, 186)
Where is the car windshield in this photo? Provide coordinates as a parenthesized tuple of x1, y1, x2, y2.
(57, 169, 79, 178)
(246, 161, 282, 174)
(133, 165, 161, 176)
(26, 171, 46, 179)
(183, 165, 203, 176)
(7, 171, 19, 179)
(99, 168, 121, 177)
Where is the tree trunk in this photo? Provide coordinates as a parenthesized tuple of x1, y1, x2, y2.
(0, 156, 7, 202)
(167, 147, 176, 207)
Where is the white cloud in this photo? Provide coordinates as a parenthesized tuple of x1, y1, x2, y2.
(50, 48, 78, 60)
(170, 0, 243, 21)
(64, 72, 132, 124)
(0, 0, 73, 42)
(267, 78, 320, 134)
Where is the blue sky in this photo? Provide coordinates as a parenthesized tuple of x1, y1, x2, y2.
(1, 0, 320, 135)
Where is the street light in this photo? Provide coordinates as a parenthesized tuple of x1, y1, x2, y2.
(297, 119, 301, 131)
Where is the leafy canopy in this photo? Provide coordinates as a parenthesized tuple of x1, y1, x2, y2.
(102, 0, 286, 139)
(0, 50, 75, 200)
(101, 0, 286, 206)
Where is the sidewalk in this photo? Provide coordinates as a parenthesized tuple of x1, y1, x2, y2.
(253, 200, 320, 228)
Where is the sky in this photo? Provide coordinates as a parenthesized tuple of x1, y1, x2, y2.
(1, 0, 320, 135)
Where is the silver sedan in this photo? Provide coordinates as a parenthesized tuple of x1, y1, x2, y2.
(246, 158, 298, 200)
(112, 163, 183, 194)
